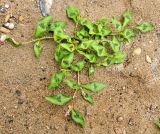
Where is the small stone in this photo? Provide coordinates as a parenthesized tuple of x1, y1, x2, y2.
(117, 116, 123, 122)
(0, 6, 6, 13)
(146, 55, 152, 64)
(8, 23, 15, 30)
(128, 118, 134, 126)
(5, 4, 10, 9)
(19, 16, 24, 22)
(4, 22, 10, 27)
(0, 27, 10, 33)
(15, 90, 21, 96)
(54, 125, 59, 130)
(133, 48, 142, 55)
(5, 14, 11, 22)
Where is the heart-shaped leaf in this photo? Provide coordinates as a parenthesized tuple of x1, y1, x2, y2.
(76, 27, 89, 40)
(112, 17, 122, 32)
(108, 36, 121, 52)
(60, 43, 75, 52)
(121, 29, 136, 42)
(88, 64, 94, 76)
(61, 52, 74, 68)
(66, 6, 79, 22)
(136, 22, 153, 33)
(78, 40, 96, 50)
(34, 41, 42, 58)
(70, 108, 85, 128)
(46, 94, 72, 106)
(91, 44, 108, 57)
(82, 81, 107, 92)
(35, 16, 52, 38)
(123, 10, 132, 27)
(49, 21, 66, 32)
(78, 51, 97, 63)
(81, 91, 94, 104)
(71, 61, 85, 72)
(48, 71, 65, 90)
(64, 80, 80, 90)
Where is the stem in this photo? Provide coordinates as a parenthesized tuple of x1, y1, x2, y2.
(22, 36, 53, 45)
(73, 72, 80, 99)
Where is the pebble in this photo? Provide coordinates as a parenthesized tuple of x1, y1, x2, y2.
(146, 55, 152, 64)
(15, 90, 21, 96)
(5, 4, 10, 9)
(8, 23, 15, 30)
(19, 16, 24, 22)
(117, 116, 124, 122)
(0, 27, 10, 33)
(128, 118, 134, 126)
(5, 14, 10, 22)
(133, 48, 142, 55)
(0, 6, 6, 13)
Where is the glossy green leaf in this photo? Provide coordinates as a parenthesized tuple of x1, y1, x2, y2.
(82, 81, 107, 92)
(70, 108, 85, 128)
(61, 52, 74, 68)
(112, 17, 122, 31)
(54, 46, 70, 63)
(78, 51, 97, 63)
(60, 43, 75, 52)
(35, 16, 52, 38)
(3, 35, 21, 47)
(78, 40, 96, 50)
(71, 61, 85, 72)
(66, 6, 79, 22)
(34, 41, 42, 58)
(88, 64, 94, 76)
(81, 91, 94, 104)
(154, 118, 160, 129)
(46, 94, 72, 106)
(123, 10, 132, 27)
(48, 71, 65, 90)
(121, 29, 136, 42)
(49, 21, 66, 31)
(108, 36, 121, 52)
(136, 22, 153, 33)
(64, 80, 80, 90)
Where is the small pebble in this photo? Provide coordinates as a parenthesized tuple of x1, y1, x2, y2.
(0, 27, 10, 33)
(19, 16, 24, 22)
(128, 118, 134, 126)
(8, 23, 15, 30)
(5, 14, 10, 22)
(4, 22, 10, 27)
(0, 6, 6, 13)
(146, 55, 152, 64)
(117, 116, 123, 122)
(5, 4, 10, 9)
(133, 48, 142, 55)
(15, 90, 21, 96)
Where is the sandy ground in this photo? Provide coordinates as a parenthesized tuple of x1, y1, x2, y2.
(0, 0, 160, 134)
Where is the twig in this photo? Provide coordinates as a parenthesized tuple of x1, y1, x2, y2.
(22, 36, 53, 45)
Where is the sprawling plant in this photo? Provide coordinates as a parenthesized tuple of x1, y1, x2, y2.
(3, 6, 153, 127)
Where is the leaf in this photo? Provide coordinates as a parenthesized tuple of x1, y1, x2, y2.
(71, 61, 85, 72)
(81, 91, 94, 104)
(34, 41, 42, 58)
(76, 28, 89, 40)
(70, 108, 85, 128)
(66, 6, 79, 22)
(88, 64, 94, 76)
(121, 29, 136, 42)
(82, 81, 107, 92)
(108, 36, 121, 52)
(48, 71, 65, 90)
(112, 52, 126, 64)
(49, 21, 66, 32)
(123, 10, 132, 27)
(35, 16, 52, 38)
(64, 80, 80, 90)
(61, 52, 74, 68)
(60, 43, 75, 52)
(112, 17, 122, 31)
(54, 29, 71, 43)
(78, 51, 97, 63)
(91, 44, 108, 57)
(3, 35, 21, 47)
(136, 22, 153, 33)
(78, 40, 96, 50)
(54, 46, 70, 63)
(154, 118, 160, 129)
(46, 94, 72, 106)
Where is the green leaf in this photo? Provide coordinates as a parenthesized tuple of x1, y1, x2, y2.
(60, 43, 75, 52)
(61, 52, 74, 68)
(78, 40, 96, 50)
(54, 29, 71, 43)
(81, 91, 94, 104)
(88, 64, 94, 76)
(54, 46, 70, 63)
(49, 21, 66, 32)
(108, 36, 121, 52)
(91, 44, 108, 57)
(136, 22, 153, 33)
(66, 6, 79, 22)
(35, 16, 52, 38)
(64, 80, 80, 90)
(82, 81, 107, 92)
(112, 52, 126, 64)
(121, 29, 136, 42)
(70, 109, 85, 128)
(46, 94, 72, 106)
(71, 61, 85, 72)
(154, 118, 160, 129)
(76, 28, 89, 40)
(112, 17, 122, 31)
(123, 10, 132, 27)
(34, 41, 42, 58)
(48, 71, 65, 90)
(3, 35, 21, 47)
(78, 51, 97, 63)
